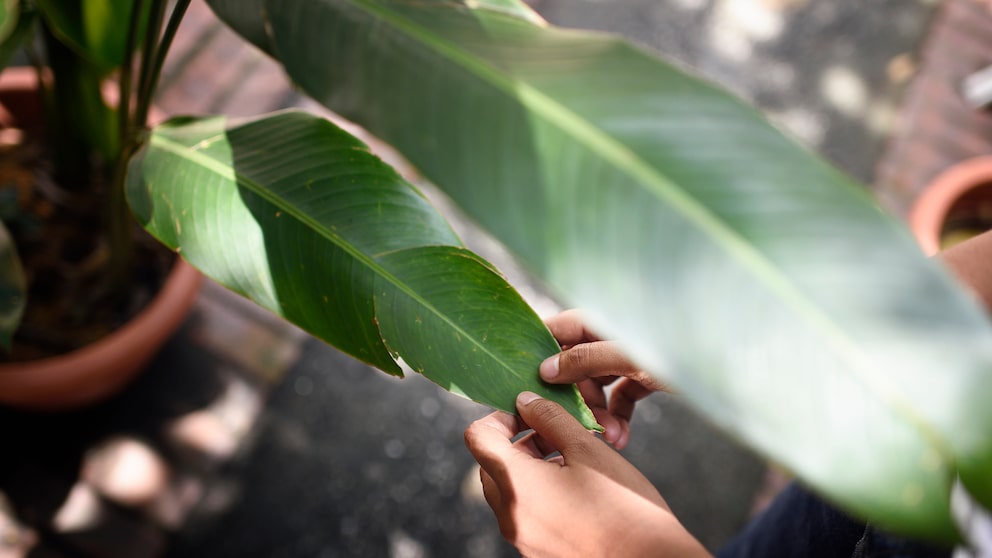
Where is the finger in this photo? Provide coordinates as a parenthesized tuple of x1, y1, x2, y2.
(516, 392, 599, 462)
(577, 378, 621, 444)
(479, 466, 503, 512)
(577, 378, 608, 410)
(629, 370, 670, 394)
(591, 406, 623, 447)
(540, 340, 640, 384)
(544, 309, 602, 347)
(615, 419, 632, 451)
(513, 430, 553, 459)
(609, 377, 656, 425)
(464, 411, 523, 470)
(609, 378, 656, 449)
(519, 430, 566, 459)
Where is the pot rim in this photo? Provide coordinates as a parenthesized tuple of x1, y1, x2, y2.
(0, 67, 202, 409)
(0, 258, 203, 408)
(909, 155, 992, 256)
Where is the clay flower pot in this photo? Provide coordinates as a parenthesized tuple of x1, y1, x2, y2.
(909, 156, 992, 256)
(0, 261, 202, 410)
(0, 67, 203, 410)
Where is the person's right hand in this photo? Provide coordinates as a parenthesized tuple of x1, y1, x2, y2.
(541, 309, 668, 449)
(465, 392, 710, 558)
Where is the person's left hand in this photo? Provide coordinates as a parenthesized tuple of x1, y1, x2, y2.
(464, 392, 710, 558)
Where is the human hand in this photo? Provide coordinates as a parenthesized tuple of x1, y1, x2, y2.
(541, 309, 668, 449)
(464, 392, 709, 558)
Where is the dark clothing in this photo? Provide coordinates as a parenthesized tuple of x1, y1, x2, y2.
(717, 483, 952, 558)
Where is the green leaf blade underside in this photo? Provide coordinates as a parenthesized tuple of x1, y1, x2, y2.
(126, 111, 599, 430)
(205, 0, 545, 53)
(0, 219, 26, 350)
(201, 0, 271, 54)
(457, 0, 545, 25)
(213, 0, 992, 539)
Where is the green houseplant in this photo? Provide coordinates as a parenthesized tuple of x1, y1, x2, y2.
(2, 0, 992, 546)
(0, 0, 204, 409)
(0, 0, 594, 415)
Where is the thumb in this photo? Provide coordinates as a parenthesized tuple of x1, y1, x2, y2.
(516, 392, 598, 462)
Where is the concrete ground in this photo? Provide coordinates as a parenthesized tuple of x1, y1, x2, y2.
(0, 0, 952, 557)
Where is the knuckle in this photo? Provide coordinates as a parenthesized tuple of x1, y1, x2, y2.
(529, 398, 564, 425)
(561, 344, 591, 372)
(463, 419, 486, 449)
(529, 401, 581, 437)
(463, 425, 476, 448)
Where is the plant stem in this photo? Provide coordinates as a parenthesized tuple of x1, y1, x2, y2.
(135, 0, 191, 129)
(109, 0, 191, 291)
(108, 0, 166, 296)
(108, 0, 156, 295)
(108, 143, 137, 290)
(118, 0, 146, 151)
(135, 0, 167, 126)
(40, 25, 114, 189)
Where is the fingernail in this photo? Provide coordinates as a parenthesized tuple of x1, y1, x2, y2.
(539, 355, 560, 380)
(517, 392, 541, 407)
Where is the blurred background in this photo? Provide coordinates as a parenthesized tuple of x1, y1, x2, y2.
(2, 0, 989, 555)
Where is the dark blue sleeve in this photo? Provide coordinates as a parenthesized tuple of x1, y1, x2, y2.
(717, 482, 867, 558)
(717, 482, 952, 558)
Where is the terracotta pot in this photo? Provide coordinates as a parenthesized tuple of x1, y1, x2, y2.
(0, 66, 204, 410)
(909, 156, 992, 256)
(0, 261, 202, 410)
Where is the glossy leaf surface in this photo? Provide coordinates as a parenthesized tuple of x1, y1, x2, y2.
(126, 111, 598, 430)
(209, 0, 992, 539)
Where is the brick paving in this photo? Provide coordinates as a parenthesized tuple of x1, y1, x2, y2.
(875, 0, 992, 214)
(156, 1, 295, 118)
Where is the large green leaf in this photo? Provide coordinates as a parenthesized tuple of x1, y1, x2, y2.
(209, 0, 992, 540)
(199, 0, 269, 53)
(206, 0, 544, 53)
(35, 0, 146, 71)
(0, 219, 26, 351)
(126, 110, 598, 431)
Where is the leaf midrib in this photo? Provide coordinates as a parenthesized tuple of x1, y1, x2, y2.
(150, 131, 526, 385)
(342, 0, 953, 460)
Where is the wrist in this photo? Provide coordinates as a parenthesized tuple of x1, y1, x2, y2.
(610, 499, 711, 558)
